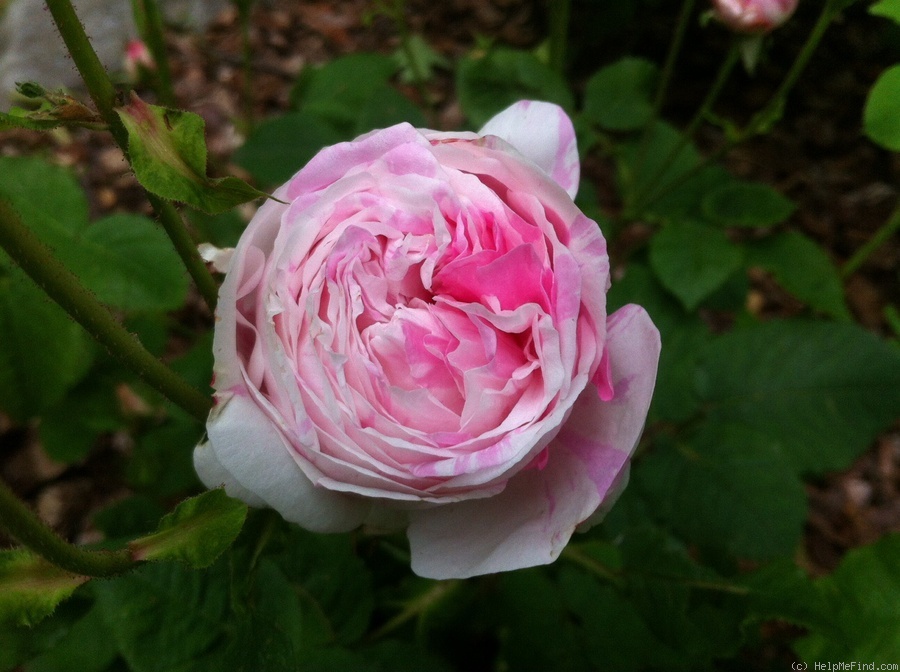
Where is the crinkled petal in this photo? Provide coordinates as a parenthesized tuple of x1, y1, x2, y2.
(405, 304, 659, 579)
(203, 393, 370, 532)
(478, 101, 580, 199)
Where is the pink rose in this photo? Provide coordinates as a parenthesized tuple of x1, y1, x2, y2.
(712, 0, 799, 34)
(194, 101, 660, 579)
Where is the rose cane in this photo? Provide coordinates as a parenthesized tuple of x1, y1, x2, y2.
(194, 101, 660, 579)
(712, 0, 799, 34)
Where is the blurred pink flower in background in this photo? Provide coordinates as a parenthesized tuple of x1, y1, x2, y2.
(712, 0, 799, 33)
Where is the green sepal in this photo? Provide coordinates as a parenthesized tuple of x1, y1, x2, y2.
(128, 488, 248, 568)
(116, 93, 270, 214)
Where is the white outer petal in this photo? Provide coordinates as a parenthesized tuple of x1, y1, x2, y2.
(201, 393, 370, 532)
(478, 100, 580, 199)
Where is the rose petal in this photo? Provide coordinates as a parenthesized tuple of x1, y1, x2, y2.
(193, 440, 267, 508)
(202, 392, 370, 532)
(406, 442, 627, 579)
(559, 304, 661, 467)
(405, 304, 660, 579)
(478, 101, 580, 200)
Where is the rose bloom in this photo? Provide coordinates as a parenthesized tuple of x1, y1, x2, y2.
(194, 101, 660, 579)
(712, 0, 799, 34)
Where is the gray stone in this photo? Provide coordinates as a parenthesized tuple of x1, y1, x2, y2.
(0, 0, 230, 110)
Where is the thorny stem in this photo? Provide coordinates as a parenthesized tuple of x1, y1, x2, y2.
(0, 198, 213, 422)
(44, 0, 219, 313)
(0, 476, 136, 577)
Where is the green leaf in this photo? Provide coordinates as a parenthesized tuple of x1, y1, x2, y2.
(582, 58, 658, 131)
(292, 53, 399, 132)
(741, 560, 830, 631)
(65, 214, 189, 311)
(701, 181, 795, 227)
(643, 165, 735, 224)
(0, 156, 90, 251)
(116, 94, 268, 214)
(870, 0, 900, 23)
(456, 47, 574, 128)
(0, 271, 94, 420)
(24, 603, 118, 672)
(39, 378, 122, 463)
(863, 65, 900, 151)
(558, 567, 679, 672)
(234, 111, 345, 186)
(747, 230, 851, 320)
(0, 551, 89, 627)
(129, 489, 247, 568)
(93, 560, 229, 672)
(0, 157, 189, 313)
(498, 570, 589, 672)
(617, 122, 701, 211)
(796, 534, 900, 660)
(636, 425, 807, 559)
(649, 220, 744, 310)
(274, 528, 374, 646)
(355, 86, 427, 135)
(697, 320, 900, 474)
(199, 559, 305, 672)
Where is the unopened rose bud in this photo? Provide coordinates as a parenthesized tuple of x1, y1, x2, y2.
(124, 39, 155, 80)
(712, 0, 799, 34)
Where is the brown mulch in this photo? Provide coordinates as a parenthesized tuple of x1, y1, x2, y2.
(0, 0, 898, 573)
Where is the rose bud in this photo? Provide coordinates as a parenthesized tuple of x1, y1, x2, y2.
(123, 39, 155, 81)
(193, 101, 661, 579)
(712, 0, 799, 34)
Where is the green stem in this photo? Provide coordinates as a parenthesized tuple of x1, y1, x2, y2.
(134, 0, 176, 106)
(628, 43, 740, 215)
(632, 0, 698, 176)
(149, 195, 220, 311)
(45, 0, 219, 313)
(634, 1, 840, 215)
(0, 199, 213, 422)
(842, 204, 900, 278)
(548, 0, 571, 75)
(236, 0, 255, 133)
(0, 477, 135, 577)
(743, 0, 838, 138)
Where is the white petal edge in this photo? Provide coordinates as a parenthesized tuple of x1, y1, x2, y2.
(201, 393, 370, 532)
(478, 100, 580, 200)
(405, 304, 660, 579)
